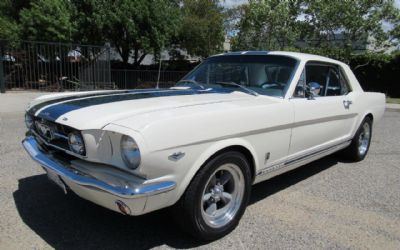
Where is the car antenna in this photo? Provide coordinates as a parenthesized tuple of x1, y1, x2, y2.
(156, 50, 162, 89)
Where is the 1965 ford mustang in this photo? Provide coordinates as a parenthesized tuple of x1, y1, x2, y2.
(23, 51, 385, 240)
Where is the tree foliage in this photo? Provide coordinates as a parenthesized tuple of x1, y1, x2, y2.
(301, 0, 399, 50)
(0, 0, 20, 41)
(178, 0, 225, 58)
(92, 0, 180, 67)
(19, 0, 76, 42)
(232, 0, 302, 51)
(1, 0, 399, 67)
(232, 0, 400, 55)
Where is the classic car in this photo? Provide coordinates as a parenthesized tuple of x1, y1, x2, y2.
(22, 51, 385, 240)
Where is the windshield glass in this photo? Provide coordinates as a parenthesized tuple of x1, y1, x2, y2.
(178, 55, 298, 97)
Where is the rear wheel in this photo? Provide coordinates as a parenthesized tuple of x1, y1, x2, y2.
(173, 151, 251, 241)
(343, 116, 372, 161)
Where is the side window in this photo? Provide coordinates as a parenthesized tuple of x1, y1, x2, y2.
(339, 69, 351, 95)
(292, 63, 351, 98)
(325, 67, 341, 96)
(305, 64, 329, 97)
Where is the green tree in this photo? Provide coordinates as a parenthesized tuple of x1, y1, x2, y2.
(93, 0, 180, 67)
(301, 0, 400, 51)
(178, 0, 225, 58)
(69, 0, 105, 45)
(232, 0, 302, 51)
(0, 1, 20, 41)
(19, 0, 76, 42)
(232, 0, 399, 54)
(233, 0, 300, 50)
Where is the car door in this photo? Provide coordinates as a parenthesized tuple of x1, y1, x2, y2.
(288, 61, 357, 160)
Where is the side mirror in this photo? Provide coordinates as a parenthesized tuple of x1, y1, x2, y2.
(306, 82, 322, 100)
(305, 85, 316, 100)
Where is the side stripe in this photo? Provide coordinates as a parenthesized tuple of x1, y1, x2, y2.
(158, 113, 357, 151)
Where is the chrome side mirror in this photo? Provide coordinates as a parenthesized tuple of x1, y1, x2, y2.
(306, 82, 322, 100)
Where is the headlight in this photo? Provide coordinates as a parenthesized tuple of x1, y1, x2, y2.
(68, 132, 85, 155)
(25, 113, 33, 129)
(120, 135, 141, 169)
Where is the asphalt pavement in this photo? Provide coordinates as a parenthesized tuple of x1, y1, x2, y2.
(1, 92, 399, 250)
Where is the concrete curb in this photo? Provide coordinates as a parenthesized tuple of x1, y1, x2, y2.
(386, 103, 400, 112)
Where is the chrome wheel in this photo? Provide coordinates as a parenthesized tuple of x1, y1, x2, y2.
(358, 122, 371, 155)
(201, 163, 245, 228)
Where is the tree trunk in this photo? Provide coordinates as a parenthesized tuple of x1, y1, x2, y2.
(132, 47, 146, 69)
(121, 48, 130, 66)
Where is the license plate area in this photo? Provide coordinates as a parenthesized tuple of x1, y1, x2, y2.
(45, 168, 67, 194)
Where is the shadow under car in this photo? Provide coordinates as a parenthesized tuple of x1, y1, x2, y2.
(13, 154, 342, 249)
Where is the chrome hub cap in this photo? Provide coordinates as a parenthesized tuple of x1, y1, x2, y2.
(201, 164, 244, 228)
(358, 123, 371, 155)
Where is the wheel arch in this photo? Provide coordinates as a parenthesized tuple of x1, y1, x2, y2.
(365, 113, 374, 122)
(175, 138, 259, 201)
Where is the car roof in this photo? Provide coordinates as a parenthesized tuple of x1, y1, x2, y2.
(211, 51, 345, 66)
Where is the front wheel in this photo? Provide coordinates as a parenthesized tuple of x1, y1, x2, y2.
(173, 151, 251, 241)
(343, 116, 373, 161)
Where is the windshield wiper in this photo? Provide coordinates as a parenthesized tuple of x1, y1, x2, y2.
(176, 79, 205, 90)
(216, 81, 258, 96)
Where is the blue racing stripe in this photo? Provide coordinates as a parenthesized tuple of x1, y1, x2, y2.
(36, 89, 228, 121)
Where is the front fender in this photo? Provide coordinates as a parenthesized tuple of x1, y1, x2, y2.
(174, 137, 259, 201)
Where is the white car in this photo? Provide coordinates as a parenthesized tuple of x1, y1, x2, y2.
(23, 51, 385, 240)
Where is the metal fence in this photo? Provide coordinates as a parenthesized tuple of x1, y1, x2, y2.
(111, 69, 188, 89)
(0, 40, 191, 93)
(0, 40, 111, 92)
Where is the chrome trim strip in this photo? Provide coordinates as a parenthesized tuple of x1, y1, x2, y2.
(285, 139, 351, 166)
(53, 132, 69, 140)
(256, 139, 351, 176)
(22, 136, 176, 198)
(160, 113, 357, 151)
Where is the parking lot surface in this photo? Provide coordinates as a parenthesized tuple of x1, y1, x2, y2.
(1, 92, 399, 249)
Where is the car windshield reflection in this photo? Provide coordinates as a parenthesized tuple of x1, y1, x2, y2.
(177, 55, 298, 97)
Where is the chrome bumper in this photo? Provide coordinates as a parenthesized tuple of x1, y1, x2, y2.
(22, 136, 176, 199)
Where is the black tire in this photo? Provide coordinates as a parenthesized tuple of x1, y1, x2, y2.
(342, 116, 373, 162)
(173, 151, 252, 241)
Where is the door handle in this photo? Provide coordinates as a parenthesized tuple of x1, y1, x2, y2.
(343, 100, 352, 109)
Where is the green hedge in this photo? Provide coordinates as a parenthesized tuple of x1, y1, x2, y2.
(349, 53, 400, 98)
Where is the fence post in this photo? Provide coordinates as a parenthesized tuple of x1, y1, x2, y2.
(0, 54, 4, 93)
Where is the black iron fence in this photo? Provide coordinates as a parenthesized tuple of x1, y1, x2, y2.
(0, 40, 191, 93)
(0, 40, 111, 92)
(111, 69, 188, 89)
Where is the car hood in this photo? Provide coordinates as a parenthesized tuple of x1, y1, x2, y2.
(28, 88, 260, 130)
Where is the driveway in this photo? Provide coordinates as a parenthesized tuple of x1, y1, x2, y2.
(1, 92, 399, 249)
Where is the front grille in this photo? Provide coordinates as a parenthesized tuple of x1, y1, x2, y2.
(31, 117, 84, 157)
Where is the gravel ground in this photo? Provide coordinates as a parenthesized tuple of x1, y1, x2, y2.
(0, 92, 400, 250)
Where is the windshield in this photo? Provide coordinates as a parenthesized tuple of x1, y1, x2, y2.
(178, 55, 298, 97)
